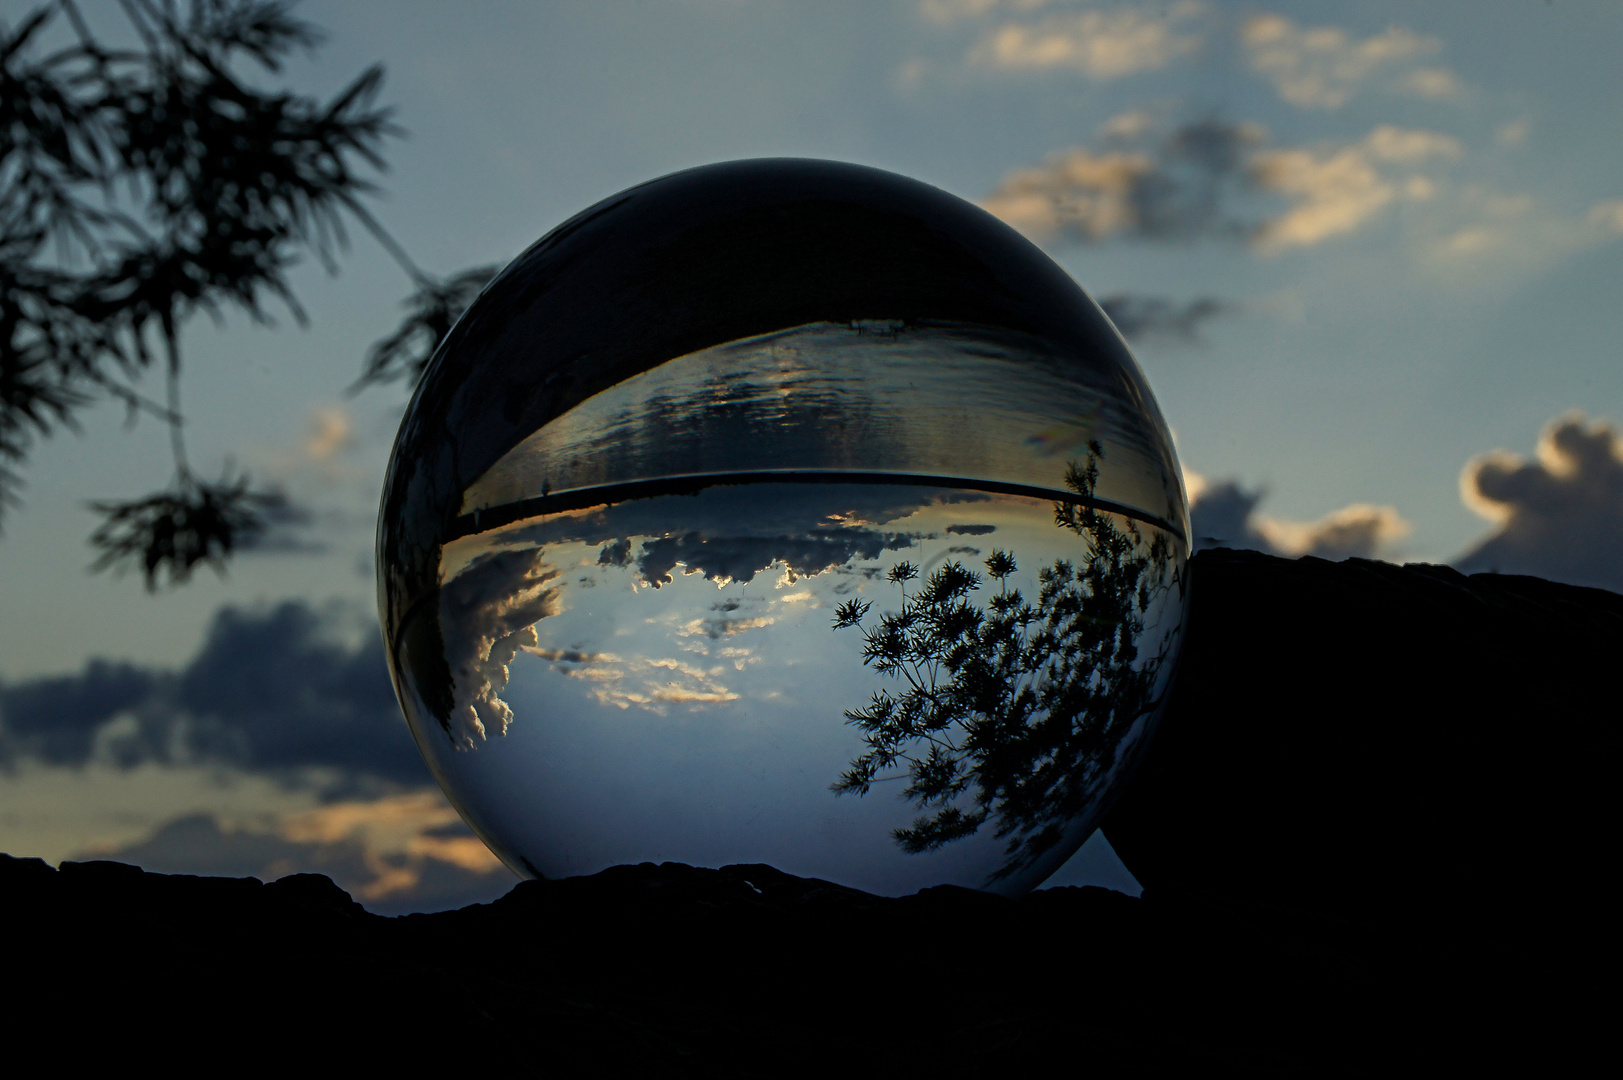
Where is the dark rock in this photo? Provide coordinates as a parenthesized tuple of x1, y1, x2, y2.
(0, 853, 53, 880)
(57, 858, 145, 880)
(1105, 548, 1621, 927)
(3, 855, 1376, 1072)
(1102, 548, 1620, 1070)
(263, 871, 371, 918)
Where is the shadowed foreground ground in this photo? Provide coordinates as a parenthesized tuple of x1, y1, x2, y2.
(6, 550, 1615, 1071)
(7, 854, 1397, 1072)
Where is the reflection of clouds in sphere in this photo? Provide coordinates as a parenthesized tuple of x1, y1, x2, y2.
(635, 528, 911, 589)
(378, 160, 1190, 895)
(439, 549, 562, 746)
(461, 482, 993, 590)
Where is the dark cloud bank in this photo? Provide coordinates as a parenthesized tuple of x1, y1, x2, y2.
(0, 601, 424, 786)
(0, 601, 514, 911)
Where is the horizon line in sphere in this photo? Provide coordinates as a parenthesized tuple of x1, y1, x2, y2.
(448, 469, 1186, 546)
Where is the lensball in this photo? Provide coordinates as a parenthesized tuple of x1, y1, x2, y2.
(378, 159, 1189, 896)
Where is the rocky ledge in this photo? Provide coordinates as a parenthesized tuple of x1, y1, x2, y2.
(5, 853, 1405, 1072)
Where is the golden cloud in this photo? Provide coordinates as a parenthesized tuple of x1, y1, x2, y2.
(1244, 14, 1444, 109)
(919, 0, 1053, 27)
(1257, 504, 1412, 560)
(280, 790, 506, 902)
(969, 3, 1204, 79)
(979, 149, 1155, 240)
(1456, 413, 1623, 591)
(1251, 126, 1461, 251)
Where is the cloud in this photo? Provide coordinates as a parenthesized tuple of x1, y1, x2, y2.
(1455, 412, 1623, 592)
(919, 0, 1053, 26)
(635, 528, 916, 590)
(529, 571, 876, 714)
(1496, 120, 1530, 147)
(1099, 294, 1229, 343)
(436, 484, 978, 723)
(179, 597, 431, 782)
(523, 645, 618, 665)
(1360, 126, 1465, 164)
(1587, 200, 1623, 235)
(488, 489, 937, 715)
(534, 639, 743, 715)
(260, 404, 363, 488)
(303, 405, 354, 464)
(476, 483, 979, 597)
(237, 404, 370, 556)
(1189, 480, 1272, 552)
(0, 604, 521, 913)
(176, 602, 428, 786)
(1100, 108, 1155, 139)
(280, 790, 504, 885)
(980, 148, 1154, 240)
(980, 118, 1262, 243)
(1, 600, 430, 788)
(1256, 503, 1411, 561)
(1402, 67, 1462, 100)
(1248, 144, 1391, 249)
(969, 3, 1205, 79)
(1242, 14, 1445, 109)
(1189, 480, 1410, 561)
(677, 597, 779, 640)
(87, 803, 514, 915)
(597, 537, 632, 567)
(438, 549, 564, 746)
(1419, 187, 1594, 271)
(0, 661, 155, 767)
(1251, 125, 1461, 251)
(982, 118, 1459, 252)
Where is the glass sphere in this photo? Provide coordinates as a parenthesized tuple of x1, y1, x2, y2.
(378, 159, 1189, 896)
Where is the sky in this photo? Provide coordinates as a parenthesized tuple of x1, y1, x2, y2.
(2, 0, 1621, 911)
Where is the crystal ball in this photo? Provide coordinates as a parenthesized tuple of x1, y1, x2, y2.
(378, 159, 1189, 896)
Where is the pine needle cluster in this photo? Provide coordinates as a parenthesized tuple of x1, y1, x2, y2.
(831, 449, 1182, 881)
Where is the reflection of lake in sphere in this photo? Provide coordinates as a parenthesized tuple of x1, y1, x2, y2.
(378, 160, 1190, 896)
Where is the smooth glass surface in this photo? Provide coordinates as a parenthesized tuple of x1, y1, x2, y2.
(379, 159, 1189, 895)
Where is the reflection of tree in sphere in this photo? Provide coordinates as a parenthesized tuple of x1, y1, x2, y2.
(378, 160, 1190, 896)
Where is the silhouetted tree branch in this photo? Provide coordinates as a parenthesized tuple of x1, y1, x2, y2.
(349, 264, 499, 392)
(0, 0, 491, 588)
(86, 468, 277, 586)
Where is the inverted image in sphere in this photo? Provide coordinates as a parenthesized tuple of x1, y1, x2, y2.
(378, 159, 1190, 895)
